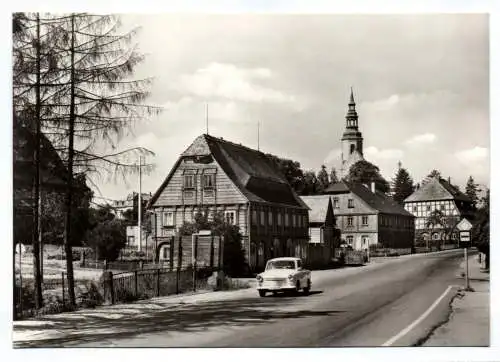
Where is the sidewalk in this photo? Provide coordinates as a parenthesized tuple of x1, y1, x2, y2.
(423, 253, 490, 346)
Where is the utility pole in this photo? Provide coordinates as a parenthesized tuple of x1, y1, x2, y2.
(205, 103, 209, 135)
(138, 156, 142, 252)
(257, 120, 260, 151)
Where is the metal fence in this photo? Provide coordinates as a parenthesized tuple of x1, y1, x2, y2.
(109, 268, 211, 304)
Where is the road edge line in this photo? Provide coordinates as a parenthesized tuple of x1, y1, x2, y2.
(381, 285, 454, 347)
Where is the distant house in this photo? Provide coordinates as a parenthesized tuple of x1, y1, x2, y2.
(404, 176, 474, 243)
(112, 192, 152, 220)
(147, 134, 310, 271)
(303, 181, 415, 250)
(300, 195, 338, 244)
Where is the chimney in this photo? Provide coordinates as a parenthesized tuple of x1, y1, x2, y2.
(448, 176, 451, 184)
(371, 181, 376, 193)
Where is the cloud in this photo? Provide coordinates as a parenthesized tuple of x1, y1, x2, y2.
(404, 133, 437, 146)
(455, 146, 489, 163)
(174, 62, 296, 104)
(364, 146, 404, 160)
(363, 94, 401, 111)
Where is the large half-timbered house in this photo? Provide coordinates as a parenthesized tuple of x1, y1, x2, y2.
(147, 134, 310, 271)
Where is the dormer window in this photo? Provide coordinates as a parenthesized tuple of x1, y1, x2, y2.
(183, 174, 195, 189)
(202, 174, 215, 188)
(348, 199, 354, 208)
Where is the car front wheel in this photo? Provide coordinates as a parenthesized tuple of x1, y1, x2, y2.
(258, 290, 266, 297)
(303, 279, 311, 295)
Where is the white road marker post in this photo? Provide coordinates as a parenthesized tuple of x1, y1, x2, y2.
(464, 247, 470, 290)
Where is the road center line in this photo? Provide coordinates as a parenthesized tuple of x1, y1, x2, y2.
(381, 285, 454, 347)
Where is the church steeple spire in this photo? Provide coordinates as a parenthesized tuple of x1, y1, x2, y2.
(345, 87, 358, 129)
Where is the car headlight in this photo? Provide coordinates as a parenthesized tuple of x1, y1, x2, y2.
(288, 274, 294, 280)
(256, 275, 263, 282)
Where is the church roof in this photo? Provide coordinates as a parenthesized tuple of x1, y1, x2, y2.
(404, 177, 471, 203)
(148, 134, 309, 209)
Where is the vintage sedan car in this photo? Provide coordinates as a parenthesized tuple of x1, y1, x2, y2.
(256, 257, 311, 297)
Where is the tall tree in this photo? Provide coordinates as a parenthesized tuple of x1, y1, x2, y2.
(302, 171, 318, 195)
(330, 167, 339, 184)
(317, 165, 329, 193)
(13, 13, 160, 306)
(465, 175, 480, 208)
(346, 160, 391, 194)
(422, 169, 441, 185)
(391, 166, 415, 204)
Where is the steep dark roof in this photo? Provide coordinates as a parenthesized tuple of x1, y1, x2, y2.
(404, 177, 471, 203)
(323, 181, 351, 194)
(348, 183, 414, 216)
(13, 120, 68, 191)
(149, 134, 309, 209)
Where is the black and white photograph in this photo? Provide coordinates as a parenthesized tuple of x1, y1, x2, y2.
(6, 1, 497, 359)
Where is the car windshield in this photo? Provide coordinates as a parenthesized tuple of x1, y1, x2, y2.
(266, 260, 296, 270)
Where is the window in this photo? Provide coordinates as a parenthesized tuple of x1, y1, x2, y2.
(333, 198, 339, 209)
(277, 212, 282, 226)
(285, 213, 289, 227)
(440, 204, 445, 211)
(292, 214, 296, 227)
(348, 199, 354, 208)
(252, 210, 257, 225)
(260, 211, 265, 226)
(346, 235, 354, 245)
(268, 211, 273, 226)
(224, 210, 236, 225)
(127, 236, 134, 246)
(413, 206, 417, 212)
(426, 205, 431, 211)
(183, 175, 194, 189)
(347, 217, 353, 227)
(362, 236, 369, 246)
(362, 216, 368, 226)
(202, 174, 215, 188)
(163, 211, 174, 227)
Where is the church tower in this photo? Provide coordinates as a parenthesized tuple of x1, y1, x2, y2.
(340, 88, 364, 178)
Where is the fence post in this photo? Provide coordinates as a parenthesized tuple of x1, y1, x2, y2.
(61, 271, 65, 306)
(192, 234, 198, 292)
(134, 270, 138, 298)
(169, 236, 175, 271)
(210, 235, 214, 269)
(102, 271, 114, 305)
(176, 239, 181, 294)
(156, 268, 160, 297)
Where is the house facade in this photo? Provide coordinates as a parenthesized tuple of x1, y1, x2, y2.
(112, 192, 152, 219)
(304, 181, 415, 250)
(403, 176, 474, 243)
(147, 134, 310, 271)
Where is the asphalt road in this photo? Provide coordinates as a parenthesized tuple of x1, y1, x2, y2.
(15, 250, 467, 348)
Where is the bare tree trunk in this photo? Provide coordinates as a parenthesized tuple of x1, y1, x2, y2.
(64, 14, 76, 307)
(31, 12, 43, 310)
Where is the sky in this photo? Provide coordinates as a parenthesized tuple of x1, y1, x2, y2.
(91, 13, 490, 202)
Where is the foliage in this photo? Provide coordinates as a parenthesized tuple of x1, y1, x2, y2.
(317, 165, 330, 193)
(424, 210, 458, 244)
(266, 153, 305, 194)
(85, 207, 126, 262)
(391, 166, 415, 204)
(465, 176, 480, 208)
(471, 189, 489, 268)
(179, 208, 247, 277)
(302, 171, 319, 195)
(330, 167, 339, 184)
(346, 160, 390, 194)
